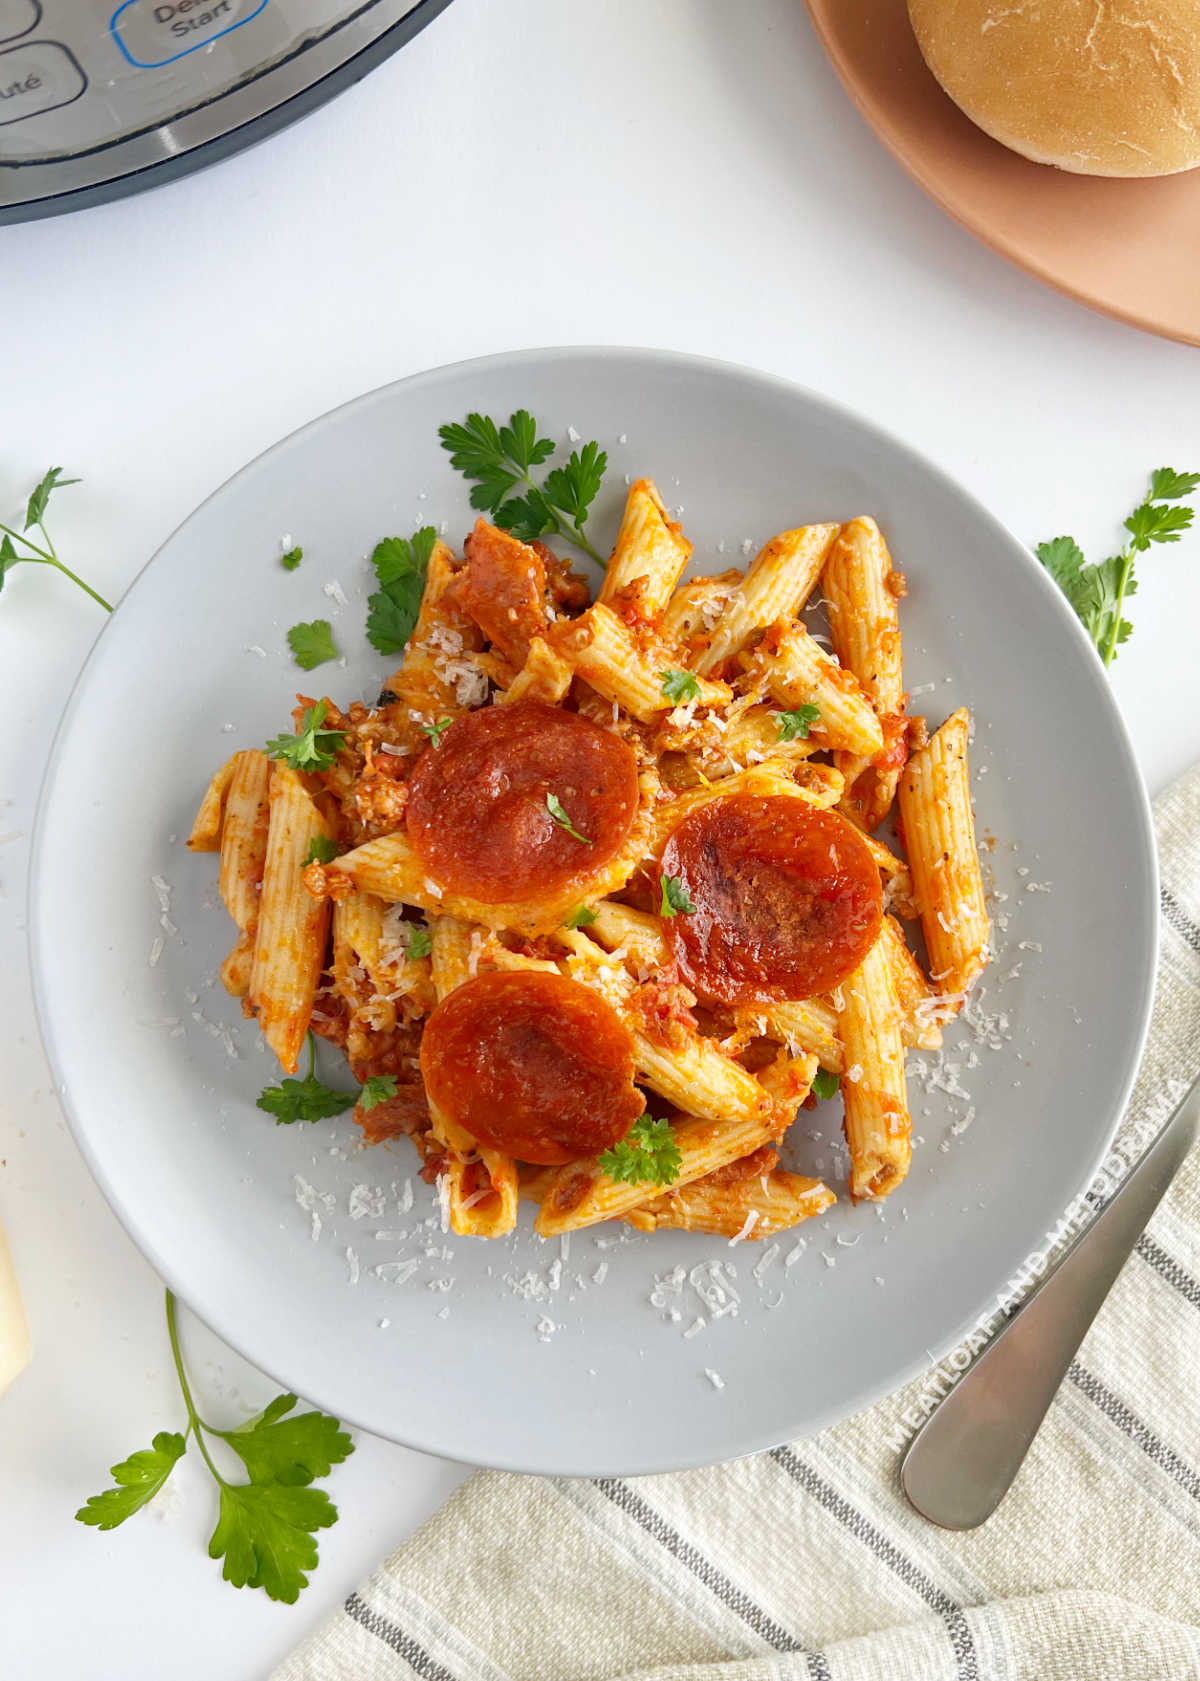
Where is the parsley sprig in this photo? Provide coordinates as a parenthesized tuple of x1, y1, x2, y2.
(599, 1115, 683, 1187)
(1, 468, 111, 612)
(546, 792, 591, 844)
(76, 1290, 351, 1603)
(811, 1068, 840, 1101)
(1037, 467, 1198, 667)
(257, 1033, 357, 1124)
(265, 700, 346, 772)
(778, 704, 820, 742)
(421, 716, 453, 748)
(303, 835, 339, 867)
(438, 410, 608, 563)
(659, 874, 696, 917)
(661, 669, 702, 704)
(359, 1074, 398, 1111)
(366, 527, 437, 657)
(287, 619, 338, 671)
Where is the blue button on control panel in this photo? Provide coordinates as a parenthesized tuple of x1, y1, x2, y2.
(110, 0, 270, 68)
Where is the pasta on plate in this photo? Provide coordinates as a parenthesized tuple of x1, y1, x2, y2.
(189, 481, 989, 1241)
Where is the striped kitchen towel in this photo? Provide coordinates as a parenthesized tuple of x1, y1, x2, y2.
(274, 767, 1200, 1681)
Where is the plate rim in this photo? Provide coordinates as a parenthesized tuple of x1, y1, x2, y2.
(802, 0, 1200, 351)
(28, 344, 1160, 1474)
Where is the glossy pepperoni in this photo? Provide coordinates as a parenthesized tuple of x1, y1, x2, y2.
(418, 971, 644, 1164)
(660, 794, 882, 1005)
(406, 700, 639, 903)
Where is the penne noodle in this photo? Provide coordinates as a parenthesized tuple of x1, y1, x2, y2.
(824, 517, 908, 829)
(217, 750, 272, 997)
(878, 913, 943, 1051)
(599, 478, 692, 625)
(551, 601, 729, 722)
(695, 524, 839, 675)
(758, 997, 844, 1073)
(897, 708, 990, 1002)
(838, 935, 911, 1201)
(188, 753, 238, 851)
(386, 539, 485, 726)
(749, 621, 884, 759)
(248, 765, 333, 1073)
(632, 1165, 835, 1238)
(660, 572, 741, 651)
(500, 635, 573, 706)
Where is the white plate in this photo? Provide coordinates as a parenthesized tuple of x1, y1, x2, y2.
(31, 348, 1157, 1476)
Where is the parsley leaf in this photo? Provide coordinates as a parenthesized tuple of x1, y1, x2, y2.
(77, 1291, 351, 1604)
(438, 410, 607, 562)
(216, 1394, 353, 1487)
(359, 1074, 398, 1111)
(811, 1068, 841, 1102)
(599, 1115, 683, 1187)
(421, 716, 453, 748)
(256, 1073, 357, 1125)
(546, 792, 592, 844)
(565, 904, 598, 929)
(265, 700, 346, 772)
(75, 1431, 187, 1530)
(405, 924, 432, 959)
(0, 468, 111, 612)
(366, 527, 436, 657)
(659, 874, 696, 917)
(1150, 468, 1200, 502)
(287, 619, 339, 671)
(303, 835, 339, 867)
(661, 668, 702, 704)
(777, 703, 820, 742)
(1036, 468, 1198, 667)
(209, 1480, 337, 1604)
(25, 465, 80, 531)
(280, 546, 303, 571)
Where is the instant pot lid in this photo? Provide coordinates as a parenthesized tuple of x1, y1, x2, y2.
(0, 0, 453, 222)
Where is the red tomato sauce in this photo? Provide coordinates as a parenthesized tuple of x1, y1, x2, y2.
(660, 793, 882, 1004)
(419, 970, 644, 1164)
(406, 699, 639, 903)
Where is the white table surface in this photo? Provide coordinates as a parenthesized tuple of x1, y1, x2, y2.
(3, 0, 1199, 1672)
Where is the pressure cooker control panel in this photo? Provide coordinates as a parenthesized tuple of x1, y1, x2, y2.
(0, 0, 383, 161)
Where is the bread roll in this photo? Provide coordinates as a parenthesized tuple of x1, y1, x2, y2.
(909, 0, 1200, 177)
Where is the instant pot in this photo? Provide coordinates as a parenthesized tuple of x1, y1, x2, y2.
(0, 0, 451, 222)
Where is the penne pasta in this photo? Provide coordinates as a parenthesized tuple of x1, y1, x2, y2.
(824, 517, 908, 830)
(551, 601, 729, 722)
(386, 539, 484, 726)
(501, 635, 574, 706)
(248, 765, 333, 1073)
(187, 753, 238, 851)
(838, 935, 911, 1201)
(632, 1161, 835, 1238)
(599, 478, 692, 625)
(897, 708, 990, 1002)
(217, 750, 272, 997)
(749, 620, 885, 759)
(879, 912, 944, 1051)
(695, 524, 839, 675)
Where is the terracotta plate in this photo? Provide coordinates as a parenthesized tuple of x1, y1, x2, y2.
(805, 0, 1200, 347)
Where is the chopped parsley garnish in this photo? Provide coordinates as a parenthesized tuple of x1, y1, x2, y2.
(777, 703, 820, 742)
(302, 835, 339, 867)
(811, 1068, 841, 1102)
(1036, 467, 1198, 667)
(280, 546, 303, 571)
(598, 1115, 683, 1187)
(660, 668, 702, 704)
(76, 1289, 351, 1603)
(359, 1074, 398, 1112)
(0, 466, 111, 612)
(256, 1033, 356, 1124)
(546, 792, 591, 844)
(265, 700, 346, 772)
(420, 716, 453, 748)
(287, 618, 338, 671)
(405, 924, 432, 959)
(659, 874, 696, 917)
(565, 904, 598, 929)
(365, 526, 437, 657)
(438, 409, 607, 562)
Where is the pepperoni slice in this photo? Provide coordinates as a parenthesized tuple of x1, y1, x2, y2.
(406, 700, 640, 903)
(660, 793, 882, 1005)
(419, 971, 644, 1164)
